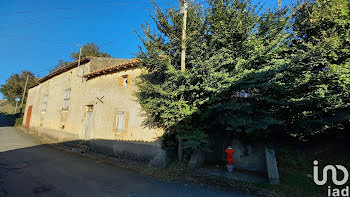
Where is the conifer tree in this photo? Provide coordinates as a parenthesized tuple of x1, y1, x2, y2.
(136, 0, 350, 151)
(137, 0, 291, 151)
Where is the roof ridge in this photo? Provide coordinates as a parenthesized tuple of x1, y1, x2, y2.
(83, 58, 140, 79)
(37, 57, 91, 83)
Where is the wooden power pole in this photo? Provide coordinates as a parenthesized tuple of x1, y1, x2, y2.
(19, 75, 29, 113)
(180, 0, 188, 72)
(178, 0, 188, 162)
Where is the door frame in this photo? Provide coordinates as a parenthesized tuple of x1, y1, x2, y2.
(25, 105, 33, 128)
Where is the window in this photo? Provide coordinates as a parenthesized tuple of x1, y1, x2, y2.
(115, 111, 129, 133)
(62, 88, 71, 110)
(117, 75, 130, 87)
(42, 94, 48, 112)
(123, 77, 128, 87)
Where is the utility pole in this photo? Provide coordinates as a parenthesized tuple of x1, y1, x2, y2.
(77, 44, 82, 67)
(76, 44, 83, 82)
(180, 0, 188, 72)
(14, 99, 19, 114)
(178, 0, 188, 162)
(19, 75, 29, 113)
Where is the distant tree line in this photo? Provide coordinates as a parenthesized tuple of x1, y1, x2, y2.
(0, 71, 38, 105)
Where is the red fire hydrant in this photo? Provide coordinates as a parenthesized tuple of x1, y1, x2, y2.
(225, 146, 235, 172)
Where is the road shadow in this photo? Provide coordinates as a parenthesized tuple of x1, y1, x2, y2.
(0, 113, 17, 127)
(0, 130, 253, 197)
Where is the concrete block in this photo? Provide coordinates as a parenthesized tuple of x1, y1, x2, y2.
(189, 150, 205, 169)
(265, 147, 280, 184)
(230, 139, 266, 173)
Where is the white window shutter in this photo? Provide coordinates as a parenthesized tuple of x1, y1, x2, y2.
(116, 111, 126, 133)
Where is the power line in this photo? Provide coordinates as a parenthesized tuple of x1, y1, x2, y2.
(0, 1, 174, 17)
(0, 6, 153, 28)
(14, 0, 201, 77)
(0, 33, 66, 45)
(100, 24, 152, 47)
(99, 0, 205, 48)
(0, 3, 129, 17)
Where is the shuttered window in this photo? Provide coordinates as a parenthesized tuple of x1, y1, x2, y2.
(117, 75, 130, 87)
(115, 111, 129, 133)
(42, 94, 48, 112)
(62, 88, 71, 110)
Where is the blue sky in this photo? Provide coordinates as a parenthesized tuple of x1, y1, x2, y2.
(0, 0, 293, 100)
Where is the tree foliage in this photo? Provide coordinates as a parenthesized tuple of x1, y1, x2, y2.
(49, 59, 69, 72)
(51, 43, 112, 73)
(137, 0, 350, 151)
(70, 42, 111, 60)
(277, 0, 350, 137)
(0, 71, 38, 105)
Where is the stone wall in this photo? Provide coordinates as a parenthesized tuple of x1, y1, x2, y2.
(204, 137, 266, 173)
(22, 57, 167, 167)
(90, 139, 166, 167)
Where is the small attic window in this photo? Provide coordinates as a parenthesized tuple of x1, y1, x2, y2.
(118, 74, 130, 88)
(123, 77, 128, 87)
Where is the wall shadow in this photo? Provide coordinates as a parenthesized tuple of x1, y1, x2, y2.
(0, 137, 247, 197)
(18, 127, 173, 169)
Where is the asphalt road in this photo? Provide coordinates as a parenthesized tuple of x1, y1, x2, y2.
(0, 115, 254, 197)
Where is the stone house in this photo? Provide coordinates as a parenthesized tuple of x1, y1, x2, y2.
(0, 100, 6, 106)
(23, 57, 166, 166)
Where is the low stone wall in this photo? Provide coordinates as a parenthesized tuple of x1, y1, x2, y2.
(30, 126, 79, 142)
(90, 139, 167, 167)
(204, 138, 266, 173)
(200, 138, 280, 184)
(24, 126, 167, 168)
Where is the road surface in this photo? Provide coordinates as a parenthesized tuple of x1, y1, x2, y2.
(0, 115, 254, 197)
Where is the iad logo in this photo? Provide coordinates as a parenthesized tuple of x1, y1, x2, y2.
(313, 160, 349, 197)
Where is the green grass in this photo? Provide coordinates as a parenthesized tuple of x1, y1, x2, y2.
(0, 102, 23, 126)
(14, 116, 23, 126)
(0, 102, 15, 114)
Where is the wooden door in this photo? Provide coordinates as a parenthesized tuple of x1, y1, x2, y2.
(25, 106, 32, 128)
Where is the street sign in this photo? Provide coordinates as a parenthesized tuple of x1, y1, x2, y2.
(15, 97, 20, 101)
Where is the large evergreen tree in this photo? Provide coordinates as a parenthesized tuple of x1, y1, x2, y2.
(137, 0, 291, 150)
(271, 0, 350, 138)
(137, 0, 350, 151)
